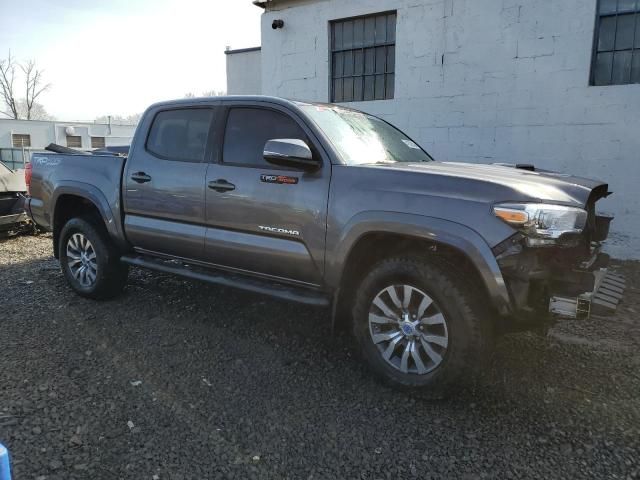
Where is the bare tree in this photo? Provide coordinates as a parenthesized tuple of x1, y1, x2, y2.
(124, 112, 142, 125)
(21, 60, 50, 120)
(0, 51, 19, 119)
(1, 52, 51, 120)
(202, 90, 226, 97)
(184, 90, 226, 98)
(94, 113, 142, 126)
(17, 99, 54, 120)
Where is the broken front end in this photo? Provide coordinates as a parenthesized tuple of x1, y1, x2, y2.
(492, 185, 625, 331)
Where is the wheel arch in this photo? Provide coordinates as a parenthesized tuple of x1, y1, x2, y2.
(51, 184, 126, 258)
(327, 212, 512, 318)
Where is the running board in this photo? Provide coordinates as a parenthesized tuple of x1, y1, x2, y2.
(120, 255, 331, 307)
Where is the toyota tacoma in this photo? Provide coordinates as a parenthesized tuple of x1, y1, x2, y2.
(27, 96, 625, 393)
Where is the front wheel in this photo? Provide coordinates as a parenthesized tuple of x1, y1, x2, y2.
(59, 217, 129, 300)
(352, 256, 489, 395)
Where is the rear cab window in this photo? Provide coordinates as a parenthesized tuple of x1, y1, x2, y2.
(146, 108, 214, 162)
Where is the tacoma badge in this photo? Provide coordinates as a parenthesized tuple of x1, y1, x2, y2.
(259, 226, 300, 236)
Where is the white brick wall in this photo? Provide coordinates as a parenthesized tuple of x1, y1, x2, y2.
(258, 0, 640, 258)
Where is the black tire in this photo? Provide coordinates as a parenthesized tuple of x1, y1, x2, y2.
(59, 216, 129, 300)
(352, 255, 490, 395)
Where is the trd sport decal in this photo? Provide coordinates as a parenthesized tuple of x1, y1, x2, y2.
(260, 174, 299, 185)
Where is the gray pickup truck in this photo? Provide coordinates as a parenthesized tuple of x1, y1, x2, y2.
(27, 96, 625, 393)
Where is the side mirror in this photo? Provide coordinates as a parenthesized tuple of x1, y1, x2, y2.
(263, 139, 320, 170)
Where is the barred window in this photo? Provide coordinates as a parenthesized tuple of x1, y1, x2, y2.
(66, 135, 82, 148)
(591, 0, 640, 85)
(91, 136, 106, 149)
(330, 11, 396, 102)
(12, 134, 31, 147)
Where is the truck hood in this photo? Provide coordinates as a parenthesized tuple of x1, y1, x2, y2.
(370, 161, 609, 207)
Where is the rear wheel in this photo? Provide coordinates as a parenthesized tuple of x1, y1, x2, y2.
(59, 217, 128, 299)
(352, 256, 489, 395)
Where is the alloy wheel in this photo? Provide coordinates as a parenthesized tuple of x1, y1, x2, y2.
(66, 233, 98, 288)
(368, 284, 449, 374)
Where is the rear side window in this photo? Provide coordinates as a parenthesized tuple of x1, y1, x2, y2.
(223, 108, 307, 167)
(147, 108, 213, 162)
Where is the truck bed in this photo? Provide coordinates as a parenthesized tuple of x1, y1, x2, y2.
(28, 151, 127, 243)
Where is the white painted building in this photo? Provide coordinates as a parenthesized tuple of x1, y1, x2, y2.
(226, 46, 263, 96)
(226, 0, 640, 259)
(0, 118, 136, 170)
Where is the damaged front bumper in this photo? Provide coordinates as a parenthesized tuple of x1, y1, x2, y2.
(492, 183, 625, 327)
(495, 236, 626, 328)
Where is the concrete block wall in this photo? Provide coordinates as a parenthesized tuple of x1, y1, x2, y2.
(259, 0, 640, 258)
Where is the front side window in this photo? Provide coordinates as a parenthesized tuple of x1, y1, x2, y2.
(330, 12, 396, 102)
(300, 104, 432, 165)
(146, 108, 213, 162)
(591, 0, 640, 85)
(223, 108, 307, 167)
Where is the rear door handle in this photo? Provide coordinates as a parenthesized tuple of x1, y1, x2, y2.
(208, 179, 236, 192)
(131, 172, 152, 184)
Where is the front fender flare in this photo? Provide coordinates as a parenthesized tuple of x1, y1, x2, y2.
(326, 211, 511, 315)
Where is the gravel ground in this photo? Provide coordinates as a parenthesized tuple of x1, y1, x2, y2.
(1, 234, 639, 480)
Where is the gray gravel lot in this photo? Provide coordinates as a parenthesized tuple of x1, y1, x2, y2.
(1, 234, 639, 479)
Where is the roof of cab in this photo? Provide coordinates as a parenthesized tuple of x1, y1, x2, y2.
(143, 96, 368, 119)
(146, 95, 306, 111)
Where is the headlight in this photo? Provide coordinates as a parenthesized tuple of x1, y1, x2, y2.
(493, 203, 587, 247)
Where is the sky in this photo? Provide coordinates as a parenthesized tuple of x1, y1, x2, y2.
(0, 0, 262, 121)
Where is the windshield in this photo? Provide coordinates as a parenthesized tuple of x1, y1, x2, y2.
(300, 105, 433, 165)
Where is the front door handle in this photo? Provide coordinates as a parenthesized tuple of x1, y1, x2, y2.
(131, 172, 152, 184)
(208, 179, 236, 193)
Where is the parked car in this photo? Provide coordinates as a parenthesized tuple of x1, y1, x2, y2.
(27, 96, 625, 393)
(0, 161, 30, 236)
